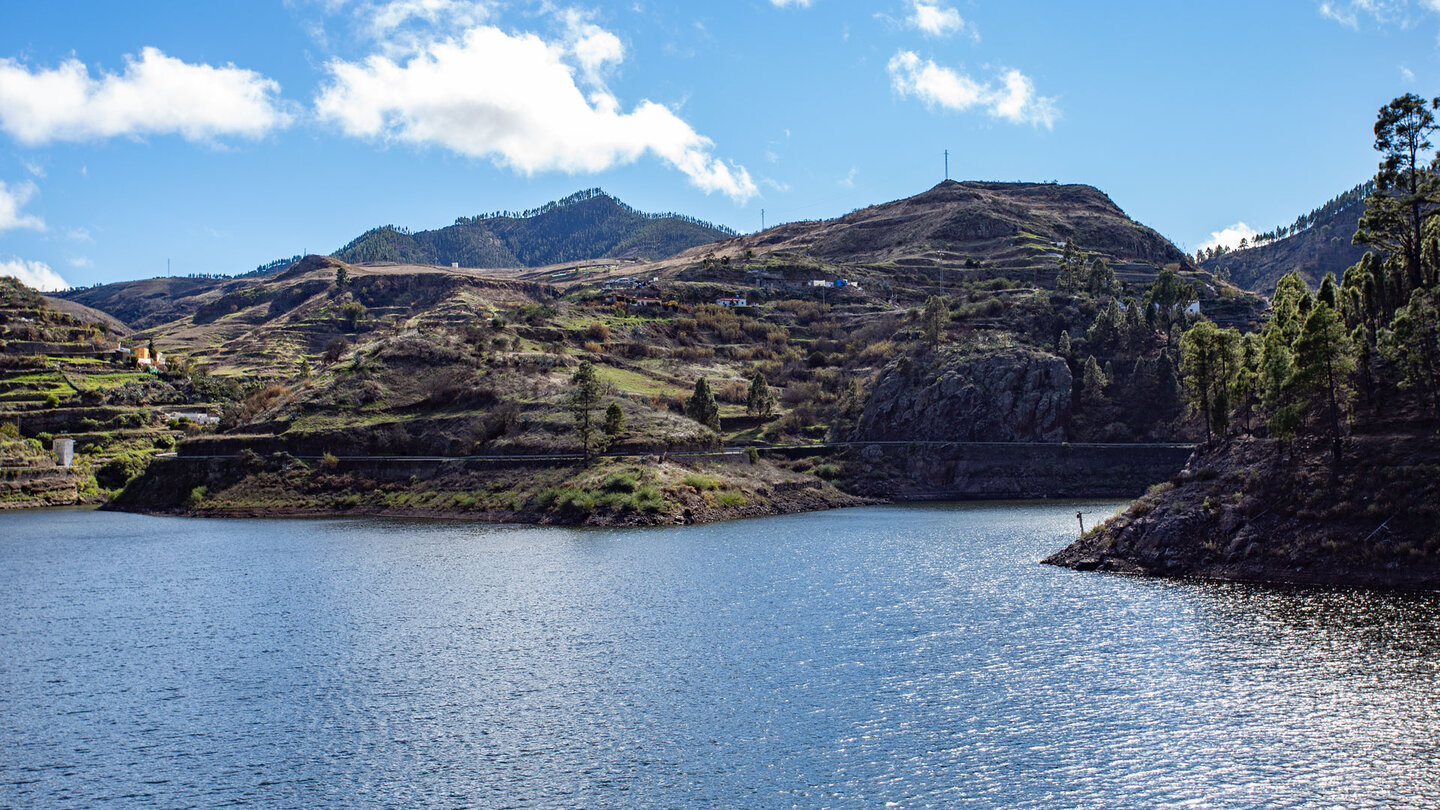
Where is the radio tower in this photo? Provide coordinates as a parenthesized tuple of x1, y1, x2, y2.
(944, 149, 949, 181)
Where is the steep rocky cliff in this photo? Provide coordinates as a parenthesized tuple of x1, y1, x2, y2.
(857, 347, 1072, 443)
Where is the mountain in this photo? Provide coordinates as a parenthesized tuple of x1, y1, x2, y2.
(706, 180, 1188, 272)
(332, 188, 736, 267)
(1200, 183, 1374, 294)
(15, 180, 1264, 521)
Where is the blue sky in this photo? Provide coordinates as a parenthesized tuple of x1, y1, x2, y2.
(0, 0, 1437, 289)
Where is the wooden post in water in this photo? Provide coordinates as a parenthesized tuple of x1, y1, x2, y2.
(1076, 511, 1085, 535)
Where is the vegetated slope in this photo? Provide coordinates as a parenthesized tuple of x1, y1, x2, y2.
(693, 181, 1187, 277)
(333, 188, 736, 268)
(1200, 183, 1372, 294)
(60, 276, 231, 331)
(92, 180, 1263, 523)
(0, 277, 198, 507)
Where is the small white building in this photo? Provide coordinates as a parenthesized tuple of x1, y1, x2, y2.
(1185, 301, 1201, 315)
(53, 437, 73, 468)
(716, 296, 747, 308)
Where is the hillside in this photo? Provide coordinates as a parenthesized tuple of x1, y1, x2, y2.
(10, 180, 1264, 520)
(1200, 183, 1372, 294)
(0, 277, 200, 508)
(333, 188, 736, 268)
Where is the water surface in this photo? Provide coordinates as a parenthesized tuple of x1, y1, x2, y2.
(2, 504, 1437, 808)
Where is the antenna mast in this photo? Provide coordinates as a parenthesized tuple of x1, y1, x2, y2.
(761, 208, 766, 231)
(944, 149, 949, 181)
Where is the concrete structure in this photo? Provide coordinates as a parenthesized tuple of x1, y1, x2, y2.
(53, 437, 73, 468)
(716, 296, 747, 307)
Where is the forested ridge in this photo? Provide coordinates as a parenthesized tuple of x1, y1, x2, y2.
(332, 189, 735, 267)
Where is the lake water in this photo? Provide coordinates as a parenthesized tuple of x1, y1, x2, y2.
(1, 504, 1437, 808)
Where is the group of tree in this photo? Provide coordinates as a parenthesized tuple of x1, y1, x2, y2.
(1193, 181, 1376, 263)
(1055, 242, 1120, 297)
(1176, 93, 1440, 463)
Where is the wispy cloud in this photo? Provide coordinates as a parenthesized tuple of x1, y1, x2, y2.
(0, 257, 67, 291)
(315, 23, 756, 201)
(1317, 0, 1434, 28)
(68, 257, 92, 268)
(887, 51, 1057, 128)
(0, 48, 292, 145)
(0, 179, 44, 232)
(770, 0, 813, 7)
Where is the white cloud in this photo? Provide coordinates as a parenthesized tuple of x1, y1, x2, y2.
(0, 47, 292, 146)
(761, 176, 791, 192)
(1401, 65, 1417, 81)
(68, 257, 92, 268)
(560, 9, 625, 83)
(908, 1, 970, 38)
(66, 226, 93, 242)
(771, 0, 813, 7)
(0, 258, 67, 291)
(20, 158, 44, 178)
(315, 25, 756, 201)
(1318, 0, 1433, 27)
(887, 50, 1057, 128)
(1199, 222, 1259, 252)
(840, 167, 859, 188)
(0, 179, 44, 232)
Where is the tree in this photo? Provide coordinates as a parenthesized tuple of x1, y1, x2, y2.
(1086, 256, 1119, 297)
(1056, 242, 1085, 293)
(340, 300, 366, 332)
(602, 402, 626, 437)
(685, 377, 721, 432)
(1085, 299, 1125, 352)
(1179, 320, 1241, 444)
(921, 295, 949, 346)
(335, 265, 349, 289)
(1291, 303, 1356, 464)
(746, 371, 775, 418)
(1355, 93, 1440, 298)
(1080, 355, 1109, 410)
(1380, 289, 1440, 419)
(1145, 267, 1198, 358)
(569, 361, 606, 457)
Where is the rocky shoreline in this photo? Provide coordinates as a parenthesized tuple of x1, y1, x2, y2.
(1043, 433, 1440, 591)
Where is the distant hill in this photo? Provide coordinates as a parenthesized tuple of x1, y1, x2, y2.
(1200, 182, 1374, 294)
(705, 180, 1187, 267)
(332, 188, 736, 268)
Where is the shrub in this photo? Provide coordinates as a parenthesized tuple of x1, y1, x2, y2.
(0, 422, 17, 439)
(603, 471, 640, 493)
(684, 474, 719, 491)
(186, 486, 207, 508)
(584, 321, 610, 342)
(321, 452, 339, 470)
(746, 447, 760, 465)
(716, 491, 748, 508)
(814, 463, 840, 480)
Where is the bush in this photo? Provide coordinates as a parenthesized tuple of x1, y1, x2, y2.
(0, 422, 17, 439)
(814, 463, 840, 480)
(321, 452, 339, 470)
(186, 486, 207, 508)
(603, 471, 640, 493)
(747, 447, 760, 465)
(716, 491, 748, 508)
(684, 473, 719, 491)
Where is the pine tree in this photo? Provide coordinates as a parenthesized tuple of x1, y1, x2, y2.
(335, 265, 349, 289)
(569, 361, 606, 457)
(922, 295, 949, 346)
(685, 377, 721, 432)
(746, 371, 776, 418)
(602, 402, 626, 436)
(1081, 355, 1109, 410)
(1179, 320, 1241, 444)
(1380, 289, 1440, 418)
(1292, 303, 1356, 464)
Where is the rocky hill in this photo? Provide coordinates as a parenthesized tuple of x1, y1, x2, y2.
(16, 180, 1264, 521)
(1200, 183, 1372, 294)
(333, 188, 736, 268)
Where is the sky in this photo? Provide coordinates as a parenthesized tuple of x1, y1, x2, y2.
(0, 0, 1438, 290)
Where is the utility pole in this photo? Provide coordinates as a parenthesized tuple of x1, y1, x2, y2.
(944, 150, 949, 181)
(761, 208, 765, 231)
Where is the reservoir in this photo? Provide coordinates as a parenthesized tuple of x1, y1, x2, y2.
(2, 503, 1437, 807)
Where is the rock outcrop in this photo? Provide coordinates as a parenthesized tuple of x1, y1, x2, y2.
(1043, 433, 1440, 590)
(857, 347, 1072, 443)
